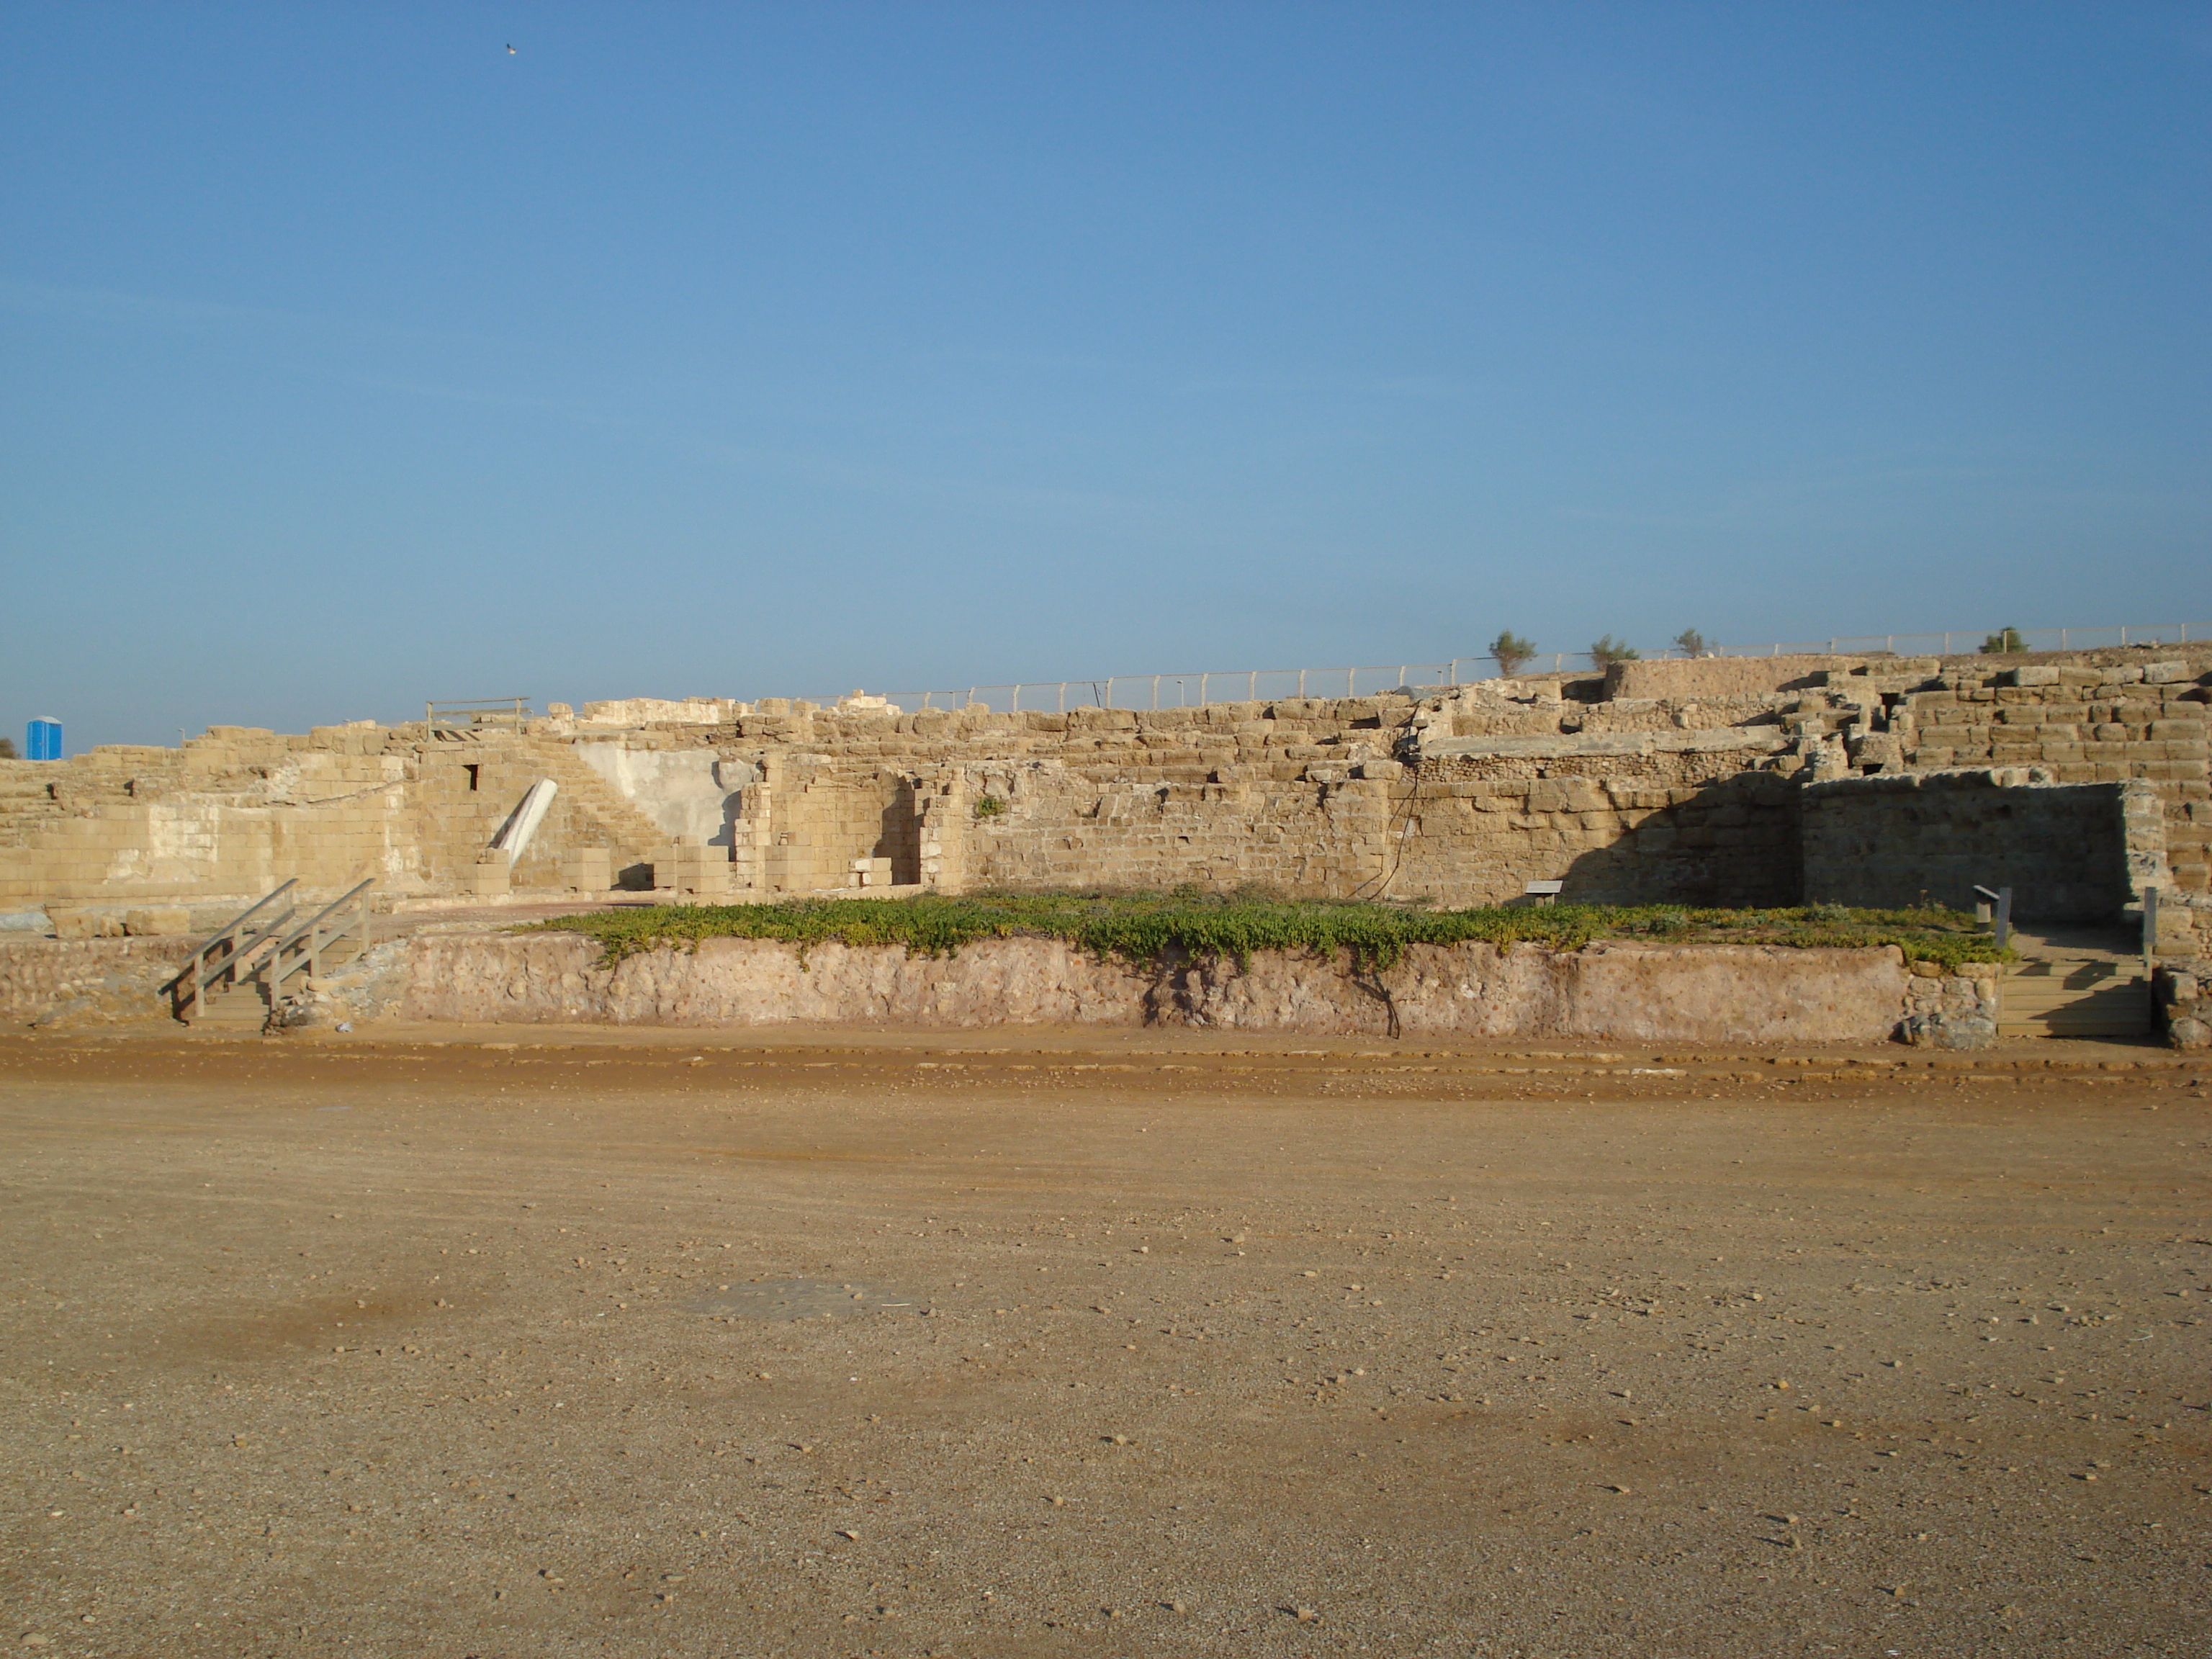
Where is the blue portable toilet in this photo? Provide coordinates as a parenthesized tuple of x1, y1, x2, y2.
(26, 718, 62, 761)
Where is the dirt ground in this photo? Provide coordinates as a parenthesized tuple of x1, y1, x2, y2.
(1, 1027, 2207, 1658)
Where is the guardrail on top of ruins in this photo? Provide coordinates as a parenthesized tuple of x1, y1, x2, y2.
(426, 698, 535, 734)
(799, 621, 2206, 716)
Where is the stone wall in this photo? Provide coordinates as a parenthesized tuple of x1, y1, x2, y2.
(1802, 772, 2136, 921)
(1605, 655, 1869, 700)
(0, 936, 194, 1028)
(0, 734, 421, 910)
(395, 932, 1912, 1044)
(4, 644, 2207, 955)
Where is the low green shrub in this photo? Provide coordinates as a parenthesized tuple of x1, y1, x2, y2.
(526, 891, 2010, 973)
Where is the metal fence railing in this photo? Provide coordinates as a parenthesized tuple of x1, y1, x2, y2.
(791, 622, 2204, 715)
(426, 698, 534, 734)
(878, 663, 1498, 714)
(1709, 624, 2203, 659)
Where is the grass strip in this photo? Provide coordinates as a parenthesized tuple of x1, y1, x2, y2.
(524, 891, 2011, 973)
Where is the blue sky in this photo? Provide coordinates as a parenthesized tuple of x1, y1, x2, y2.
(3, 2, 2207, 750)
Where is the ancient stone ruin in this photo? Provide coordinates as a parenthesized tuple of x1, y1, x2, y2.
(2, 644, 2208, 1044)
(5, 647, 2203, 943)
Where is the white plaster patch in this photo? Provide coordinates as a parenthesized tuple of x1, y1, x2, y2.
(573, 744, 744, 845)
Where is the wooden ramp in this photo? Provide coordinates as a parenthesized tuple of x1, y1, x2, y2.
(2001, 958, 2151, 1038)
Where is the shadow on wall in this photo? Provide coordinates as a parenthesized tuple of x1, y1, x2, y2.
(1551, 770, 1805, 908)
(711, 757, 760, 851)
(1800, 774, 2134, 922)
(878, 778, 922, 886)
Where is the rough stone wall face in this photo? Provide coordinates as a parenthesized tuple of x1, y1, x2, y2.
(1395, 764, 1802, 907)
(395, 932, 1911, 1043)
(3, 652, 2206, 958)
(1604, 655, 1870, 700)
(953, 773, 1396, 899)
(756, 761, 922, 892)
(1801, 773, 2132, 920)
(0, 745, 419, 908)
(0, 936, 194, 1025)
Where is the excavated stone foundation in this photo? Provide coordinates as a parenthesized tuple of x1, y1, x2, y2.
(395, 933, 1910, 1043)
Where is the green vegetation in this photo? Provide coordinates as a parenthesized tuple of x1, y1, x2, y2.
(526, 890, 2010, 972)
(973, 795, 1006, 817)
(1588, 634, 1640, 667)
(1671, 628, 1709, 658)
(1981, 626, 2025, 654)
(1489, 629, 1536, 676)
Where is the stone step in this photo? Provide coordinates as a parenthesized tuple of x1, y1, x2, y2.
(2000, 961, 2152, 1037)
(521, 745, 671, 868)
(180, 982, 271, 1028)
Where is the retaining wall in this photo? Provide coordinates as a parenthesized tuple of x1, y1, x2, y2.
(396, 934, 1910, 1043)
(0, 937, 194, 1028)
(1802, 772, 2140, 920)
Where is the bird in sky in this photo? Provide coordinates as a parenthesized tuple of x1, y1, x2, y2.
(505, 43, 516, 55)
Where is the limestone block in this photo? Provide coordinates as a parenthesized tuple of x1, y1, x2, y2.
(1899, 1010, 1997, 1049)
(124, 907, 191, 936)
(2141, 661, 2189, 684)
(50, 908, 114, 939)
(470, 858, 511, 897)
(2168, 1015, 2211, 1051)
(563, 848, 613, 891)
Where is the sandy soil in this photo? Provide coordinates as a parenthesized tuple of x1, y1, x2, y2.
(1, 1028, 2207, 1658)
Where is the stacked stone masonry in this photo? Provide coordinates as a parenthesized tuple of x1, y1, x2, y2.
(4, 647, 2207, 956)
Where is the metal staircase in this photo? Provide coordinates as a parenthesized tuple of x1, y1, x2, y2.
(169, 878, 376, 1027)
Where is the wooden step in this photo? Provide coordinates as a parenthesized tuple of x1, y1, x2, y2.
(183, 983, 271, 1029)
(2000, 959, 2150, 1037)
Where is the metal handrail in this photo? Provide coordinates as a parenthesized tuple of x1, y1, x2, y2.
(426, 698, 533, 735)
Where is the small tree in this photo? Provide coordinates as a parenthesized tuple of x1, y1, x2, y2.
(1980, 626, 2024, 655)
(1588, 634, 1640, 667)
(0, 737, 15, 760)
(1489, 630, 1536, 676)
(1672, 628, 1709, 658)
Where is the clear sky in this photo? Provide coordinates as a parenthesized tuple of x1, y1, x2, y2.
(3, 2, 2207, 750)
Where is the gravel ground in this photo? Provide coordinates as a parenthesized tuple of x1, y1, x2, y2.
(1, 1031, 2207, 1658)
